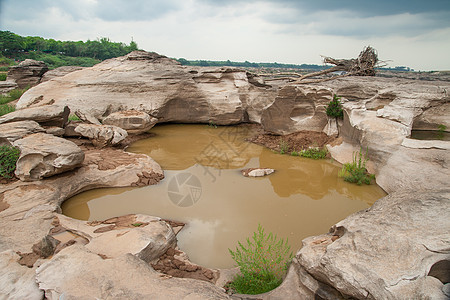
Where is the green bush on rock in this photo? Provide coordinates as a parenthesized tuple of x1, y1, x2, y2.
(227, 225, 293, 295)
(338, 148, 375, 185)
(0, 145, 20, 179)
(326, 94, 344, 119)
(299, 147, 328, 159)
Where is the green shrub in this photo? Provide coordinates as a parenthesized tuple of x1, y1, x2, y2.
(0, 87, 29, 105)
(0, 73, 6, 81)
(0, 145, 20, 179)
(299, 147, 328, 159)
(227, 225, 293, 295)
(326, 94, 343, 119)
(0, 104, 15, 116)
(68, 114, 81, 121)
(338, 148, 375, 185)
(290, 150, 299, 156)
(279, 140, 290, 154)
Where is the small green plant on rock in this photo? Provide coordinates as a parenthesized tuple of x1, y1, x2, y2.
(227, 224, 293, 295)
(326, 94, 344, 119)
(68, 114, 81, 121)
(279, 139, 290, 154)
(338, 147, 375, 185)
(0, 145, 20, 179)
(299, 147, 328, 159)
(437, 124, 447, 140)
(0, 104, 15, 116)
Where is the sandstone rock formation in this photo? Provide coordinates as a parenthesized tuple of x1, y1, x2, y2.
(74, 123, 128, 147)
(17, 51, 276, 125)
(0, 80, 18, 94)
(261, 85, 332, 135)
(35, 244, 229, 300)
(40, 65, 84, 82)
(293, 189, 450, 299)
(0, 120, 44, 144)
(103, 110, 158, 134)
(0, 105, 69, 127)
(13, 133, 85, 181)
(7, 59, 48, 88)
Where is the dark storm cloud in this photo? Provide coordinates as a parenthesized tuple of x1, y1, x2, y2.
(0, 0, 179, 23)
(93, 0, 179, 21)
(200, 0, 450, 16)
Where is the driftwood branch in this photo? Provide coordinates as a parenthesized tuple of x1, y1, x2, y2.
(257, 46, 382, 84)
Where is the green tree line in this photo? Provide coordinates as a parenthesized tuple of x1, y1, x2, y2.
(176, 58, 328, 71)
(0, 30, 139, 64)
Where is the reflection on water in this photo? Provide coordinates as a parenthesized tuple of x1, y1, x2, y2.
(62, 124, 386, 269)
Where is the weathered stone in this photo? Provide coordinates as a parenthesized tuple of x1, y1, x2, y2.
(0, 250, 43, 300)
(16, 51, 274, 125)
(74, 123, 128, 147)
(322, 118, 339, 137)
(35, 244, 229, 300)
(0, 149, 163, 253)
(40, 65, 84, 82)
(0, 80, 18, 94)
(297, 190, 450, 299)
(0, 105, 69, 127)
(44, 126, 65, 137)
(261, 85, 332, 135)
(74, 109, 101, 125)
(412, 102, 450, 131)
(241, 168, 275, 177)
(103, 110, 158, 134)
(13, 133, 85, 181)
(7, 59, 48, 88)
(0, 120, 45, 143)
(85, 220, 176, 263)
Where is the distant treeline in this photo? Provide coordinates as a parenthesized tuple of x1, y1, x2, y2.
(0, 31, 139, 68)
(176, 58, 413, 72)
(176, 58, 328, 71)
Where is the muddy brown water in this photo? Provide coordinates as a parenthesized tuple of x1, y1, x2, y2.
(62, 124, 386, 269)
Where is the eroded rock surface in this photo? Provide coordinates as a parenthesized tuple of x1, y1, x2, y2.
(17, 51, 276, 125)
(7, 59, 48, 88)
(13, 133, 85, 181)
(74, 123, 128, 147)
(0, 120, 45, 144)
(0, 105, 69, 127)
(295, 189, 450, 299)
(35, 245, 229, 300)
(40, 65, 84, 82)
(103, 110, 158, 134)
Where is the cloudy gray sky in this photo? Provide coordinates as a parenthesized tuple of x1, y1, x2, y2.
(1, 0, 449, 70)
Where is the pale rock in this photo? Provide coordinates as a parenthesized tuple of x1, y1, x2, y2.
(297, 190, 450, 299)
(7, 59, 48, 88)
(86, 221, 176, 262)
(13, 133, 85, 181)
(322, 118, 339, 137)
(0, 250, 43, 300)
(261, 85, 332, 135)
(35, 244, 229, 300)
(16, 51, 273, 125)
(401, 138, 450, 150)
(40, 65, 84, 82)
(0, 105, 69, 127)
(103, 110, 158, 134)
(0, 80, 18, 94)
(0, 149, 163, 253)
(74, 123, 128, 147)
(412, 102, 450, 131)
(44, 126, 65, 137)
(74, 109, 101, 125)
(0, 120, 44, 143)
(241, 168, 275, 177)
